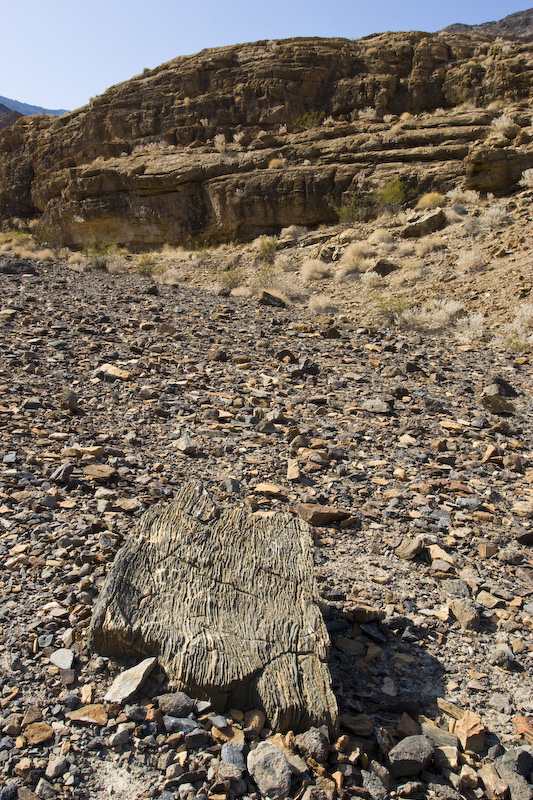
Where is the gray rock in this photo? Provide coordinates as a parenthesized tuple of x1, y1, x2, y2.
(247, 741, 292, 800)
(449, 598, 481, 630)
(295, 727, 329, 762)
(481, 385, 515, 415)
(163, 716, 199, 734)
(362, 769, 388, 800)
(45, 755, 70, 779)
(489, 693, 513, 714)
(388, 735, 435, 777)
(157, 691, 196, 717)
(36, 778, 58, 799)
(221, 742, 247, 771)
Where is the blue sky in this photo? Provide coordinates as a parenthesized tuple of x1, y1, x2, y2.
(2, 0, 530, 110)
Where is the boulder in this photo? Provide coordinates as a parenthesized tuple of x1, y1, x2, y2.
(89, 484, 338, 734)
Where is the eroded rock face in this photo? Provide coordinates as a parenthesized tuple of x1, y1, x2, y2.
(89, 484, 338, 734)
(0, 33, 532, 245)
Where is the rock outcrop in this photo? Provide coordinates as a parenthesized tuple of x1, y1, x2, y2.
(0, 30, 532, 246)
(89, 484, 338, 734)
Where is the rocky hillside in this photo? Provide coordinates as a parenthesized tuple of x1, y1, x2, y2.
(443, 8, 533, 40)
(0, 29, 532, 248)
(0, 103, 22, 132)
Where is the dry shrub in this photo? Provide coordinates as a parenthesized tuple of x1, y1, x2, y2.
(479, 207, 508, 230)
(274, 252, 299, 272)
(495, 301, 533, 349)
(456, 248, 486, 272)
(279, 225, 307, 242)
(300, 259, 332, 283)
(395, 298, 464, 330)
(396, 241, 416, 258)
(214, 133, 227, 152)
(268, 158, 285, 169)
(389, 265, 423, 287)
(308, 294, 338, 315)
(368, 228, 394, 245)
(34, 248, 55, 262)
(360, 270, 382, 287)
(519, 169, 533, 189)
(490, 114, 520, 139)
(446, 187, 480, 205)
(416, 235, 446, 257)
(339, 240, 373, 269)
(454, 313, 485, 343)
(416, 192, 445, 210)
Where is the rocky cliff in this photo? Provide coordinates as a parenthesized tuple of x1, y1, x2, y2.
(0, 30, 532, 247)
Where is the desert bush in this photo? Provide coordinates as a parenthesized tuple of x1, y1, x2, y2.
(293, 111, 325, 129)
(416, 235, 446, 257)
(219, 267, 244, 289)
(268, 158, 285, 169)
(300, 259, 332, 283)
(377, 293, 411, 322)
(214, 133, 227, 152)
(383, 114, 396, 124)
(454, 313, 485, 343)
(327, 192, 367, 224)
(308, 294, 338, 315)
(233, 131, 245, 145)
(490, 114, 519, 139)
(368, 228, 394, 245)
(279, 225, 307, 243)
(519, 169, 533, 189)
(479, 207, 508, 230)
(394, 298, 464, 330)
(445, 187, 480, 205)
(274, 252, 299, 272)
(254, 235, 280, 264)
(374, 177, 408, 209)
(416, 192, 445, 210)
(360, 270, 382, 287)
(339, 241, 373, 268)
(456, 248, 486, 272)
(495, 301, 533, 350)
(396, 241, 416, 258)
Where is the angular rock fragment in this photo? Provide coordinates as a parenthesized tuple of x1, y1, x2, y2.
(104, 656, 157, 702)
(247, 742, 292, 800)
(89, 484, 338, 733)
(388, 735, 435, 776)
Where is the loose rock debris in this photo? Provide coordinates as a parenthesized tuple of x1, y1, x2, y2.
(0, 255, 532, 799)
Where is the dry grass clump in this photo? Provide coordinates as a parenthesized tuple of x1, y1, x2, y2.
(456, 247, 487, 272)
(490, 114, 520, 139)
(416, 235, 446, 257)
(279, 225, 307, 243)
(394, 298, 464, 330)
(339, 240, 374, 271)
(479, 207, 508, 231)
(446, 187, 480, 205)
(416, 192, 445, 210)
(254, 235, 280, 265)
(519, 169, 533, 189)
(308, 294, 338, 315)
(368, 228, 394, 245)
(395, 241, 416, 258)
(274, 251, 300, 272)
(300, 259, 332, 283)
(495, 301, 533, 350)
(389, 265, 424, 287)
(454, 313, 485, 344)
(268, 158, 285, 169)
(360, 270, 382, 287)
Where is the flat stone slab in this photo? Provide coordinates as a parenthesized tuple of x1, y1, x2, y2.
(89, 484, 338, 734)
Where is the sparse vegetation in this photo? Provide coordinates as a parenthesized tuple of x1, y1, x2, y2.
(254, 235, 280, 265)
(374, 176, 409, 209)
(416, 192, 445, 210)
(300, 259, 332, 283)
(293, 111, 325, 129)
(308, 294, 338, 315)
(394, 298, 464, 330)
(268, 158, 285, 169)
(519, 168, 533, 189)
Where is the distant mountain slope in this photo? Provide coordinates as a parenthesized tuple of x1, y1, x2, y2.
(443, 8, 533, 39)
(0, 103, 22, 130)
(0, 95, 68, 117)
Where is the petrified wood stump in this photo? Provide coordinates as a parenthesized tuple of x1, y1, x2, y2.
(89, 484, 338, 734)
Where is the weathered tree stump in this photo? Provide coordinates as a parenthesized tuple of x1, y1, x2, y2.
(89, 484, 338, 734)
